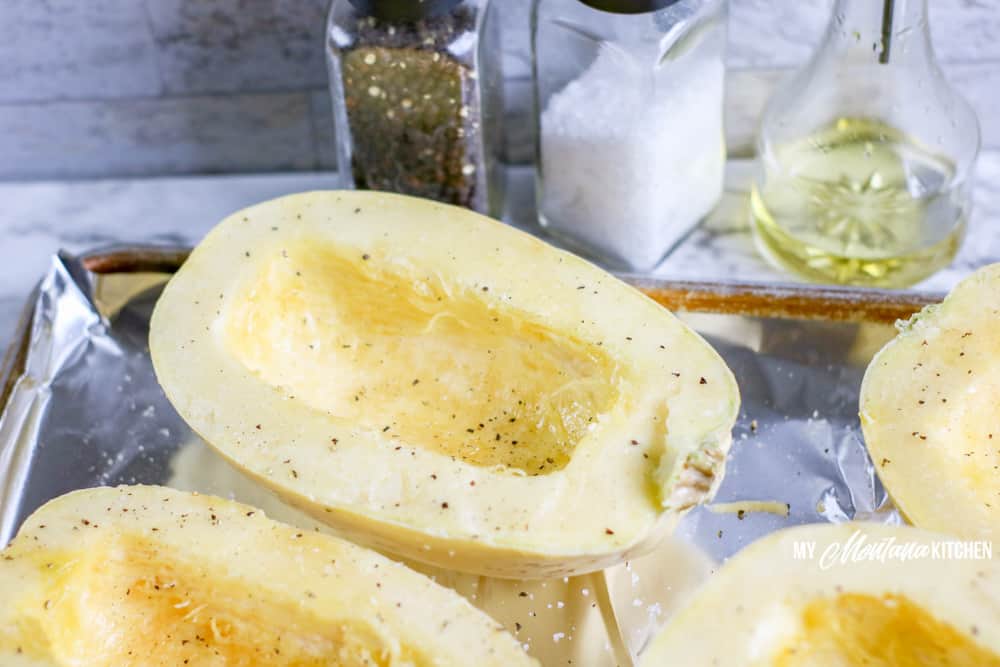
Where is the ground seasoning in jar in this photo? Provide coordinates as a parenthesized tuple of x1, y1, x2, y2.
(328, 0, 502, 214)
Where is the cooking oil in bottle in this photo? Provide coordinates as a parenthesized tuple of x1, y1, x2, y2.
(751, 117, 968, 288)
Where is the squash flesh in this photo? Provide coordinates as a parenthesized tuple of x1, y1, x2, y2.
(223, 242, 621, 475)
(771, 593, 1000, 667)
(0, 486, 538, 667)
(860, 264, 1000, 539)
(150, 191, 741, 576)
(639, 524, 1000, 666)
(20, 533, 416, 667)
(869, 334, 1000, 507)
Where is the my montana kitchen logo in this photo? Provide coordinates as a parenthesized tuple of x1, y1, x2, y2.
(793, 529, 993, 570)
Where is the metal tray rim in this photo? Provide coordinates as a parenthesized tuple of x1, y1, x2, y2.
(0, 244, 945, 417)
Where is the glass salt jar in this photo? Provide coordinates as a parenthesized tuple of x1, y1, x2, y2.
(327, 0, 504, 216)
(532, 0, 727, 271)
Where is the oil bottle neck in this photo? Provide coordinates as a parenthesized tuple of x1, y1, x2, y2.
(826, 0, 933, 66)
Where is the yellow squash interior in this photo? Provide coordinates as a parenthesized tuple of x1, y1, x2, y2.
(865, 318, 1000, 524)
(223, 243, 622, 475)
(944, 372, 1000, 494)
(14, 534, 422, 667)
(772, 593, 1000, 666)
(895, 333, 1000, 499)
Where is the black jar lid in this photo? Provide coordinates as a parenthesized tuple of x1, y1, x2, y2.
(576, 0, 682, 13)
(348, 0, 463, 21)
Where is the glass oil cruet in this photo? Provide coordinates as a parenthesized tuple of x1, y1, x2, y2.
(751, 0, 980, 288)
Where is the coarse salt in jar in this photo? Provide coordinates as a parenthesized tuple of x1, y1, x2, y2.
(533, 0, 727, 271)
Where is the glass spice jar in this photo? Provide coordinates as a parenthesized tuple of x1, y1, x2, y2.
(326, 0, 504, 216)
(532, 0, 728, 272)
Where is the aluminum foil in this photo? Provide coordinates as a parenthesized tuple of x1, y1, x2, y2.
(0, 249, 902, 665)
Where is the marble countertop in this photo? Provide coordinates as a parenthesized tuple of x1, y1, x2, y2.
(2, 155, 999, 354)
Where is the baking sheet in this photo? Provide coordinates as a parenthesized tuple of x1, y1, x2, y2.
(0, 248, 920, 665)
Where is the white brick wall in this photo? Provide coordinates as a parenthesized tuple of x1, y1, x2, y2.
(0, 0, 996, 178)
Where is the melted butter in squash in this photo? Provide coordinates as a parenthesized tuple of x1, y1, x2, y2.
(773, 593, 1000, 667)
(224, 243, 622, 475)
(21, 534, 421, 667)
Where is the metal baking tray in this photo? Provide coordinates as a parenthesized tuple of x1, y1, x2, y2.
(0, 245, 941, 666)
